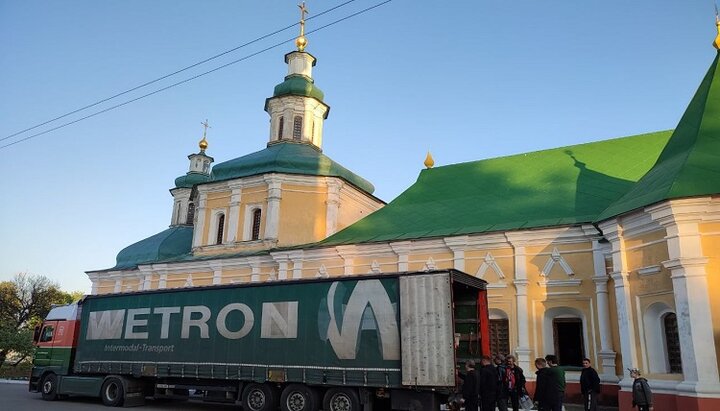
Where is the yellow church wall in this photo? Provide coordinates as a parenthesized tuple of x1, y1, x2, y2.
(700, 223, 720, 374)
(301, 258, 345, 278)
(97, 280, 116, 294)
(352, 256, 397, 275)
(464, 248, 514, 281)
(336, 190, 382, 233)
(237, 186, 268, 242)
(407, 252, 454, 272)
(221, 268, 252, 284)
(200, 190, 232, 246)
(624, 230, 668, 273)
(278, 183, 326, 246)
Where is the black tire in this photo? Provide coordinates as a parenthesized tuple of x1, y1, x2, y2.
(101, 377, 125, 407)
(323, 388, 360, 411)
(242, 383, 279, 411)
(40, 373, 58, 401)
(280, 384, 320, 411)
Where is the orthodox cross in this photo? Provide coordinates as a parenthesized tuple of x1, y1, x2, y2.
(298, 2, 308, 36)
(201, 119, 211, 139)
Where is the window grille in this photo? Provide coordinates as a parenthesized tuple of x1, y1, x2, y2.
(251, 209, 262, 241)
(278, 117, 284, 140)
(663, 313, 683, 373)
(216, 214, 225, 245)
(293, 116, 302, 140)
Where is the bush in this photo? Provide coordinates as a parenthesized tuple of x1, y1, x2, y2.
(0, 361, 32, 380)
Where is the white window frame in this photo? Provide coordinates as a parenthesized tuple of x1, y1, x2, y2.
(208, 208, 228, 245)
(242, 203, 264, 241)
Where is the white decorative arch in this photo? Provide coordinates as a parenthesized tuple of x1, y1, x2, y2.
(208, 208, 228, 245)
(643, 302, 675, 374)
(540, 247, 574, 278)
(542, 306, 589, 361)
(476, 252, 506, 280)
(489, 308, 509, 320)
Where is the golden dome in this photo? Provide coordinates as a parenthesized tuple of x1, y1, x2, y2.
(714, 17, 720, 50)
(424, 151, 435, 169)
(296, 35, 307, 52)
(199, 137, 208, 152)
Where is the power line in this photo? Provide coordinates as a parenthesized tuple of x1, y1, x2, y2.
(0, 0, 361, 143)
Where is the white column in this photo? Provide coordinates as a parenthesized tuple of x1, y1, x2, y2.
(226, 187, 242, 243)
(87, 273, 99, 295)
(113, 278, 122, 293)
(289, 251, 304, 279)
(192, 193, 208, 248)
(158, 272, 167, 289)
(326, 180, 342, 237)
(264, 178, 282, 240)
(336, 245, 357, 276)
(649, 200, 720, 396)
(512, 245, 531, 372)
(444, 236, 468, 271)
(391, 241, 412, 272)
(210, 263, 223, 285)
(272, 253, 289, 280)
(599, 221, 638, 387)
(592, 239, 618, 382)
(250, 259, 261, 283)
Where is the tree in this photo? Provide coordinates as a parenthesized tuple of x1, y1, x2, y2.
(0, 273, 81, 368)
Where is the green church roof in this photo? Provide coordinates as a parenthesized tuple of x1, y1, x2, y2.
(597, 53, 720, 220)
(174, 172, 211, 189)
(320, 131, 673, 246)
(113, 226, 193, 270)
(272, 74, 325, 101)
(210, 141, 375, 193)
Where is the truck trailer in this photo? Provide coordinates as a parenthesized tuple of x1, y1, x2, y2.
(29, 269, 489, 410)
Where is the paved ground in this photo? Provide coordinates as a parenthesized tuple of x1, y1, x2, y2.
(1, 379, 618, 410)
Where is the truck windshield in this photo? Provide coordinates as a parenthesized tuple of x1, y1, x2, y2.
(39, 326, 54, 342)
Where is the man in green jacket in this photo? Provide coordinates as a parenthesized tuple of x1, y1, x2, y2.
(544, 355, 565, 411)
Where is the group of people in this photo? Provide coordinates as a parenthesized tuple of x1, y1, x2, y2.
(457, 354, 530, 411)
(457, 355, 640, 411)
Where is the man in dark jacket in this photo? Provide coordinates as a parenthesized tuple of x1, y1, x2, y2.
(498, 355, 526, 411)
(460, 360, 479, 411)
(544, 354, 566, 411)
(534, 358, 560, 411)
(477, 355, 497, 411)
(494, 354, 507, 411)
(580, 358, 601, 411)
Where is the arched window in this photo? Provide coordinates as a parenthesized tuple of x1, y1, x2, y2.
(293, 116, 302, 140)
(251, 209, 262, 241)
(216, 214, 225, 245)
(186, 202, 195, 225)
(277, 116, 284, 140)
(663, 313, 682, 373)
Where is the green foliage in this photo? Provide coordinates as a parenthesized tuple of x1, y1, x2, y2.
(0, 273, 82, 369)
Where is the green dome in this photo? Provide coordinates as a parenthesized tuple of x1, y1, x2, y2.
(210, 142, 374, 194)
(114, 226, 193, 270)
(174, 172, 211, 188)
(272, 75, 324, 101)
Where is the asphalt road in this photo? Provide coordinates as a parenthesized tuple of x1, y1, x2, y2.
(0, 381, 240, 410)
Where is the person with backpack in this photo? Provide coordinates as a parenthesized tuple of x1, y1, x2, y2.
(630, 368, 652, 411)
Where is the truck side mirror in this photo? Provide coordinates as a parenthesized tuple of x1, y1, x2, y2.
(33, 325, 41, 343)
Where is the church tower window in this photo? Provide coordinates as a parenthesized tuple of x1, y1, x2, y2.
(278, 117, 284, 140)
(216, 214, 225, 245)
(663, 312, 683, 373)
(293, 116, 302, 140)
(251, 209, 262, 240)
(186, 202, 195, 225)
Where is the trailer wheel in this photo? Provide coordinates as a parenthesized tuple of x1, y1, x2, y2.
(280, 384, 320, 411)
(40, 373, 58, 401)
(242, 383, 279, 411)
(323, 388, 360, 411)
(101, 377, 125, 407)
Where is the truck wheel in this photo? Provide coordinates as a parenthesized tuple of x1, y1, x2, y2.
(323, 388, 360, 411)
(280, 384, 320, 411)
(242, 383, 279, 411)
(101, 377, 125, 407)
(40, 373, 58, 401)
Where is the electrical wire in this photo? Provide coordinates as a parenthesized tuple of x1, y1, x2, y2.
(0, 0, 363, 144)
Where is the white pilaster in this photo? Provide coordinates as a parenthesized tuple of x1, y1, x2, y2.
(113, 278, 122, 293)
(158, 272, 167, 289)
(391, 241, 412, 272)
(600, 220, 639, 386)
(336, 245, 357, 276)
(444, 236, 468, 271)
(226, 187, 242, 243)
(591, 239, 618, 382)
(289, 251, 304, 279)
(249, 258, 261, 283)
(210, 262, 223, 285)
(326, 180, 342, 237)
(264, 177, 282, 240)
(512, 244, 531, 372)
(192, 193, 208, 248)
(649, 199, 720, 396)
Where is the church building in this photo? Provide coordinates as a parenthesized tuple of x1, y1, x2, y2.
(86, 13, 720, 411)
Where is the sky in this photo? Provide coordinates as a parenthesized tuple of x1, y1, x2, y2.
(0, 0, 717, 293)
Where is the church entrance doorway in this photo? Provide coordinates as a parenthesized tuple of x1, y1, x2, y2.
(553, 318, 584, 366)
